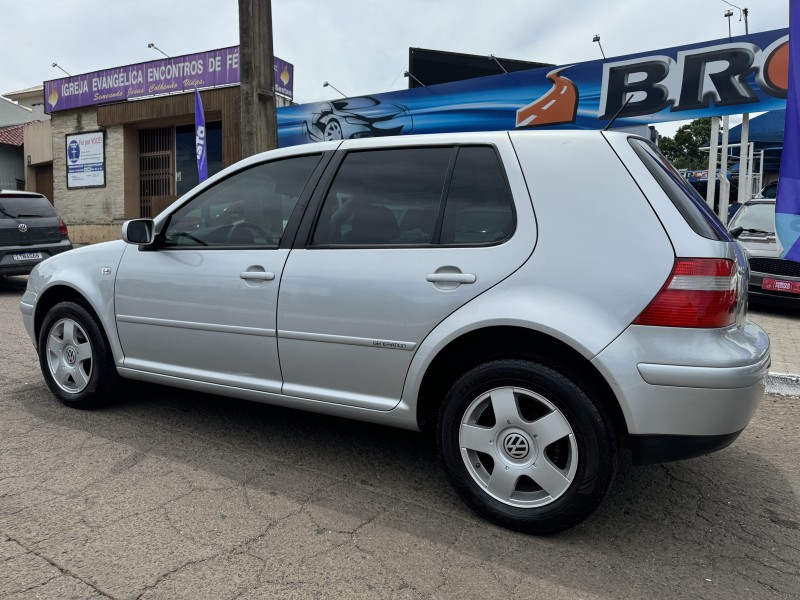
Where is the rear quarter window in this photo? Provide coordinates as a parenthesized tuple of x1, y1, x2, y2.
(629, 138, 730, 241)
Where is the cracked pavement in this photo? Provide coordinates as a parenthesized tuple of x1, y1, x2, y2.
(1, 275, 799, 599)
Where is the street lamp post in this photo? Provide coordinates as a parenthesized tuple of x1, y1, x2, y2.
(592, 35, 606, 60)
(51, 63, 72, 77)
(322, 81, 347, 98)
(147, 43, 170, 59)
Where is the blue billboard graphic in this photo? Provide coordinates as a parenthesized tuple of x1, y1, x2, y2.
(278, 28, 788, 148)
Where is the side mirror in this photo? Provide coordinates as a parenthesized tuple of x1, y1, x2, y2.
(729, 226, 744, 239)
(122, 219, 155, 245)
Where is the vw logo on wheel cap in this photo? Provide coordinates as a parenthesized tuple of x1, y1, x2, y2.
(65, 346, 77, 365)
(503, 433, 530, 459)
(18, 223, 28, 233)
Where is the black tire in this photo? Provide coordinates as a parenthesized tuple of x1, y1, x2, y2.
(38, 301, 120, 409)
(438, 359, 617, 534)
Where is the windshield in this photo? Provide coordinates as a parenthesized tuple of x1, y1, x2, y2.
(0, 196, 57, 218)
(729, 202, 775, 233)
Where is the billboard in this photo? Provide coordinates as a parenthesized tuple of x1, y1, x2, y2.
(277, 28, 788, 147)
(45, 47, 293, 113)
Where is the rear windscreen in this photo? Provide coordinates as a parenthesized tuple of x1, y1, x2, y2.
(629, 138, 731, 241)
(0, 196, 57, 218)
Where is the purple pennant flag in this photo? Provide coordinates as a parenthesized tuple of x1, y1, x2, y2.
(777, 0, 800, 260)
(195, 89, 208, 183)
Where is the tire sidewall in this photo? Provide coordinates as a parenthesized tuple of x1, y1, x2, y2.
(438, 359, 616, 533)
(38, 301, 112, 408)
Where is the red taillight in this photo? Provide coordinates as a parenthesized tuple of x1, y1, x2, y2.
(633, 258, 738, 328)
(59, 218, 69, 239)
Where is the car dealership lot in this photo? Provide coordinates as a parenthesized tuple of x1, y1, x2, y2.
(1, 277, 798, 600)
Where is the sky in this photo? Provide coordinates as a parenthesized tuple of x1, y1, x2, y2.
(1, 0, 789, 136)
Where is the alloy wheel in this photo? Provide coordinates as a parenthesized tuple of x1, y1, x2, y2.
(45, 318, 94, 394)
(459, 386, 578, 508)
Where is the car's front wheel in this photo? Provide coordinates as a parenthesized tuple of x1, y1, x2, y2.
(438, 359, 617, 534)
(323, 119, 343, 141)
(38, 301, 119, 409)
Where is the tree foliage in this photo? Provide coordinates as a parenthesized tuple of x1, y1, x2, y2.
(659, 118, 712, 170)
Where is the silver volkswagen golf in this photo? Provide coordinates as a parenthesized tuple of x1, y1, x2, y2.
(20, 131, 769, 534)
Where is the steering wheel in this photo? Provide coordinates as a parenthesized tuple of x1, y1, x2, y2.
(225, 222, 272, 245)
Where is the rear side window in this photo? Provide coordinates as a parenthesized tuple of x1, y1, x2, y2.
(629, 138, 729, 241)
(311, 145, 514, 246)
(312, 147, 452, 245)
(0, 195, 56, 219)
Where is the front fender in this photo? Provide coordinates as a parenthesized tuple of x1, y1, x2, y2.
(26, 241, 130, 366)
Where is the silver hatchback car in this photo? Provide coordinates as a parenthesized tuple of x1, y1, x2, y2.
(20, 131, 769, 534)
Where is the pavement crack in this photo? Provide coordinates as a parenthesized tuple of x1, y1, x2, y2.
(133, 552, 225, 600)
(1, 532, 118, 599)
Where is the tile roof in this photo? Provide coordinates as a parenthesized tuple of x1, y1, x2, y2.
(0, 124, 25, 147)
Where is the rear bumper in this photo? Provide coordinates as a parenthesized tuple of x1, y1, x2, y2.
(630, 431, 742, 465)
(0, 240, 73, 276)
(592, 321, 769, 449)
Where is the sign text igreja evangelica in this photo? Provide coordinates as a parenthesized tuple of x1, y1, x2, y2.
(276, 28, 787, 147)
(44, 47, 294, 113)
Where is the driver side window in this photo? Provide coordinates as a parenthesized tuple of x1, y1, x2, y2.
(163, 154, 321, 248)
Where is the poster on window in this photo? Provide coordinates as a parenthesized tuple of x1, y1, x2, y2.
(66, 131, 105, 188)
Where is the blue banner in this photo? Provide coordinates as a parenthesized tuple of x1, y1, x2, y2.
(777, 2, 800, 261)
(195, 89, 208, 183)
(277, 28, 788, 148)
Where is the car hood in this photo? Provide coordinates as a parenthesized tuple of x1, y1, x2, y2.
(736, 234, 780, 258)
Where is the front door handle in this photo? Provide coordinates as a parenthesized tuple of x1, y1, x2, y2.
(240, 271, 275, 281)
(426, 273, 476, 284)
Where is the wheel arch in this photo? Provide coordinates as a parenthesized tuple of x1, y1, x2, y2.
(34, 285, 107, 351)
(415, 325, 628, 443)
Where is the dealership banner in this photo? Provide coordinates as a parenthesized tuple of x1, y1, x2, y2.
(777, 3, 800, 261)
(277, 28, 788, 147)
(66, 131, 104, 188)
(45, 46, 293, 113)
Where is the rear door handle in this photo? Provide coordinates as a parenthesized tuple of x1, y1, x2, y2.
(426, 273, 476, 284)
(240, 271, 275, 281)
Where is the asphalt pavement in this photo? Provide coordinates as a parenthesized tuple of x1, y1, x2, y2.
(1, 275, 798, 600)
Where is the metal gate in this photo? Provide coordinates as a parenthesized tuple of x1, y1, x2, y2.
(139, 127, 174, 218)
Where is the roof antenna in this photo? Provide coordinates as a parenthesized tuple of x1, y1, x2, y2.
(603, 94, 634, 131)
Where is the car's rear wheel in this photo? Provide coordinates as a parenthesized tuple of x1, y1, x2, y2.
(438, 359, 617, 534)
(38, 301, 119, 409)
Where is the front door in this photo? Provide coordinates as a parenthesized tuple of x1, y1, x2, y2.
(115, 153, 325, 392)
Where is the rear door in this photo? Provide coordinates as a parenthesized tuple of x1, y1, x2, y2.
(276, 137, 536, 410)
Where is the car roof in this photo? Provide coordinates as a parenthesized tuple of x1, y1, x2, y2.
(0, 190, 47, 198)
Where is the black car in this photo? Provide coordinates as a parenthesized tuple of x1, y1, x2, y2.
(0, 191, 73, 276)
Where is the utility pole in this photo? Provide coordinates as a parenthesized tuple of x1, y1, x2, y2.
(239, 0, 277, 157)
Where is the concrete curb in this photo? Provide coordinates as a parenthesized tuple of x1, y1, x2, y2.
(765, 372, 800, 396)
